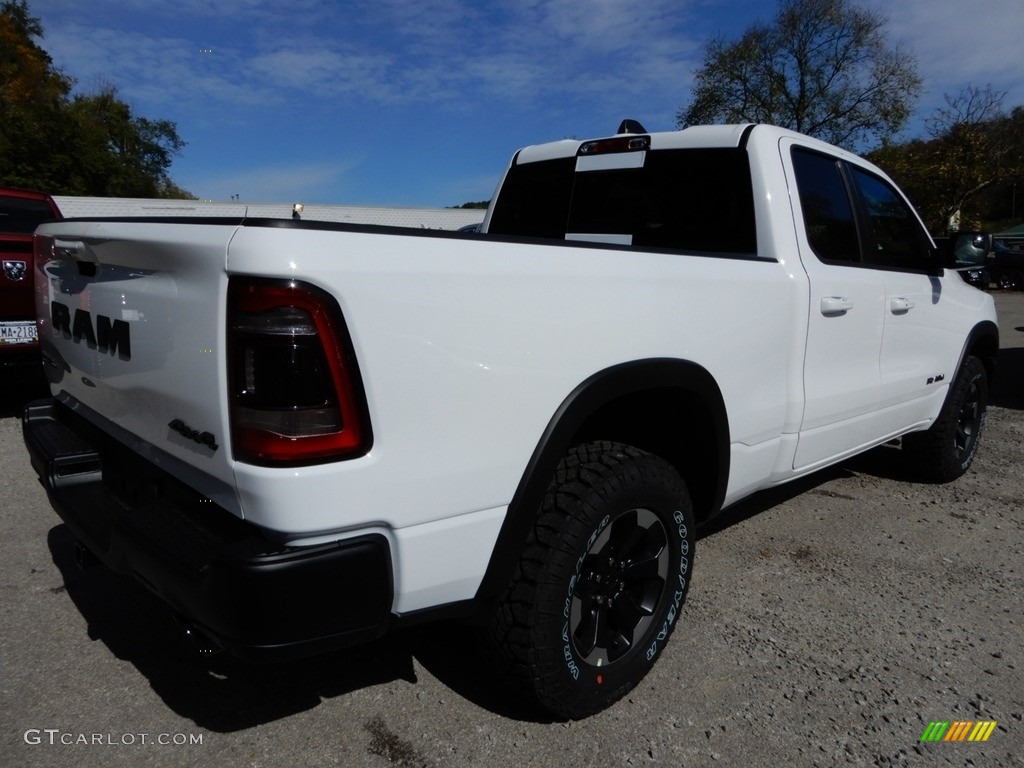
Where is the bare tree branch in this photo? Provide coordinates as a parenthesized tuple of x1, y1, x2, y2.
(677, 0, 921, 150)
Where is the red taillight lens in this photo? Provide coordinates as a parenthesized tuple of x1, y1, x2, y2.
(228, 279, 370, 465)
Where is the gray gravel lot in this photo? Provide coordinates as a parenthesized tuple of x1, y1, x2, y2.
(1, 294, 1022, 768)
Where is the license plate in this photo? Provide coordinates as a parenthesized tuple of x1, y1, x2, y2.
(0, 321, 38, 345)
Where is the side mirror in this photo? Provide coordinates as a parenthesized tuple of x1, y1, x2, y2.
(951, 231, 992, 267)
(932, 231, 992, 270)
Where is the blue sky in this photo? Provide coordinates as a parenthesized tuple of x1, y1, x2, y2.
(28, 0, 1024, 207)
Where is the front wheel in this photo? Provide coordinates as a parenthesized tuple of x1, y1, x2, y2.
(487, 441, 695, 719)
(903, 355, 988, 482)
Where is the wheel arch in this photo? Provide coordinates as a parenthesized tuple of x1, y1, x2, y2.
(474, 358, 730, 605)
(962, 319, 999, 385)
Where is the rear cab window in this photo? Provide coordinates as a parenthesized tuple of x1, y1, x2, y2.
(489, 145, 757, 256)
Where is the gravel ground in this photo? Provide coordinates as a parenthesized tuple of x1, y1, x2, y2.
(1, 294, 1021, 768)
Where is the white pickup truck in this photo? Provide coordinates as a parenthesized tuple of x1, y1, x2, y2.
(23, 122, 998, 719)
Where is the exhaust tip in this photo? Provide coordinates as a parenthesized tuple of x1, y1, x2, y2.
(74, 540, 99, 571)
(174, 616, 223, 656)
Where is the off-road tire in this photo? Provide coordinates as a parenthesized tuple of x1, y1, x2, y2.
(486, 441, 695, 720)
(903, 355, 988, 482)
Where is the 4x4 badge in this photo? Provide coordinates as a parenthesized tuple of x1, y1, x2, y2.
(168, 418, 219, 452)
(3, 260, 26, 281)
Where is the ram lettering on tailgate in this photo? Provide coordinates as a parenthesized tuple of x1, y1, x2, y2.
(50, 301, 132, 360)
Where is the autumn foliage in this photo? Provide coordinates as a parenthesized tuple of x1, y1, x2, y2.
(0, 0, 192, 198)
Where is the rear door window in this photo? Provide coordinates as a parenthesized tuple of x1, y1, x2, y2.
(791, 149, 861, 264)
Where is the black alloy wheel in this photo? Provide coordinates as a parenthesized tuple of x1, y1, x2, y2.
(570, 507, 669, 667)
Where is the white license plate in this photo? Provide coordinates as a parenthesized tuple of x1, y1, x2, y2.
(0, 321, 38, 345)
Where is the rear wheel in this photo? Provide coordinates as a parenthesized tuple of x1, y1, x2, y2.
(487, 441, 695, 719)
(903, 355, 988, 482)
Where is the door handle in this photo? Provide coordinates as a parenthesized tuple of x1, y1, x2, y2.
(820, 296, 854, 316)
(53, 239, 96, 262)
(890, 297, 915, 313)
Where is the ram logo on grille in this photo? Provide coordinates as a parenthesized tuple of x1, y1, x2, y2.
(3, 260, 27, 281)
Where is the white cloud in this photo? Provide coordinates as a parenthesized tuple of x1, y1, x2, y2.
(37, 0, 1021, 131)
(537, 0, 690, 52)
(868, 0, 1024, 109)
(44, 24, 280, 112)
(248, 48, 396, 98)
(188, 162, 353, 202)
(33, 0, 706, 121)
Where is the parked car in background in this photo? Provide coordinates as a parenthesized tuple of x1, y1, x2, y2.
(991, 239, 1024, 290)
(0, 188, 62, 365)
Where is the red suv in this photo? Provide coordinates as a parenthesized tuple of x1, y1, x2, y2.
(0, 188, 62, 365)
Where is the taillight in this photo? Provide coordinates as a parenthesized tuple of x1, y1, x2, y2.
(228, 278, 370, 465)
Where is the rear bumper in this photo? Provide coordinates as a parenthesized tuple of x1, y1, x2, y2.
(22, 398, 393, 660)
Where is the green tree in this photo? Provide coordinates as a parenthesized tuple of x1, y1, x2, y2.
(677, 0, 921, 149)
(0, 0, 73, 189)
(869, 85, 1024, 232)
(0, 0, 193, 197)
(67, 87, 188, 197)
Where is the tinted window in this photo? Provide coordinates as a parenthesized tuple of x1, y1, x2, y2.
(849, 167, 930, 269)
(568, 149, 756, 254)
(791, 149, 860, 263)
(488, 148, 757, 255)
(488, 156, 574, 239)
(0, 196, 57, 234)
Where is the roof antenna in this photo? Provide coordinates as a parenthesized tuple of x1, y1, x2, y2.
(617, 119, 646, 134)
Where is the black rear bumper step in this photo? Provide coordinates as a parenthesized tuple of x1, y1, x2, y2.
(23, 397, 393, 660)
(23, 401, 101, 488)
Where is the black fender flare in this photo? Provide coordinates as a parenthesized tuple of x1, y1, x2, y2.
(474, 358, 730, 604)
(959, 320, 999, 384)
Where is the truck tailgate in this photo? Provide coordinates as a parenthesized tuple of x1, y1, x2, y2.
(34, 219, 241, 509)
